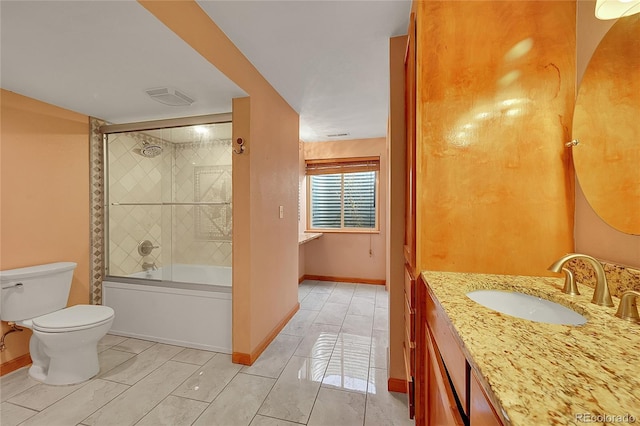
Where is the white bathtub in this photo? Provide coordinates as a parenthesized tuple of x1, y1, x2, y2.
(103, 264, 232, 353)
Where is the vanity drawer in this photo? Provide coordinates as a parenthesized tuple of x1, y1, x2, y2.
(405, 266, 416, 306)
(426, 286, 469, 415)
(404, 293, 415, 342)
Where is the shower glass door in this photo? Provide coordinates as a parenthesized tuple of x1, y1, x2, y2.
(105, 122, 233, 285)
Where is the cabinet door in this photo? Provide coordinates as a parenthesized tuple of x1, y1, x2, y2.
(470, 370, 503, 426)
(403, 11, 417, 271)
(426, 327, 465, 426)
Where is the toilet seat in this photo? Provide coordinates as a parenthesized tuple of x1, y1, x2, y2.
(31, 305, 114, 333)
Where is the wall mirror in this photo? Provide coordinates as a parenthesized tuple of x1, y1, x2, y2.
(572, 14, 640, 235)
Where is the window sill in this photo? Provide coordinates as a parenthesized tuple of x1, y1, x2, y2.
(305, 228, 380, 235)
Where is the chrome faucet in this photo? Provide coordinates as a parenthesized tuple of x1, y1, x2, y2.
(142, 262, 157, 272)
(548, 253, 614, 307)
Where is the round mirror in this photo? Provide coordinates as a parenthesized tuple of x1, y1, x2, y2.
(573, 14, 640, 235)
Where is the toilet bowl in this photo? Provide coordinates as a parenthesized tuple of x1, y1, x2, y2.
(21, 305, 115, 385)
(0, 262, 115, 385)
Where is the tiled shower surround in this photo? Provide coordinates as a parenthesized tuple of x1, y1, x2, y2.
(107, 125, 232, 278)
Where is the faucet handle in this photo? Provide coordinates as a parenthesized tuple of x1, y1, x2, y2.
(615, 291, 640, 323)
(561, 267, 580, 296)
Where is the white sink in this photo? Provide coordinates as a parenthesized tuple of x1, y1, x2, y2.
(467, 290, 587, 326)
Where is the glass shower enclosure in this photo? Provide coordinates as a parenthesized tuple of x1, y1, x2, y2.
(104, 121, 232, 286)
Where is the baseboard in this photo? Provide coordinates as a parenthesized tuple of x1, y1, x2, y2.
(388, 377, 408, 393)
(0, 353, 32, 377)
(298, 275, 305, 284)
(302, 274, 386, 285)
(232, 302, 300, 366)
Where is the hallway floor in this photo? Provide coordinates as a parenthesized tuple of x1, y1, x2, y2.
(1, 280, 414, 426)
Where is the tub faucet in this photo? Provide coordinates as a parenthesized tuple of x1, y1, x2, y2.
(548, 253, 613, 307)
(142, 262, 157, 272)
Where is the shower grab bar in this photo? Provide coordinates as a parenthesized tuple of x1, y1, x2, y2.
(110, 202, 231, 206)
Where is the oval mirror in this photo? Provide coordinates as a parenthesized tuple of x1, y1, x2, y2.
(572, 14, 640, 235)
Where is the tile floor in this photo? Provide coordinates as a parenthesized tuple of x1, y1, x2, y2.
(1, 280, 414, 426)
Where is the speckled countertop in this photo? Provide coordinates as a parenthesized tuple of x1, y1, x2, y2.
(422, 271, 640, 426)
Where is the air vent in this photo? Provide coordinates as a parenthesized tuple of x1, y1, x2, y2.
(326, 133, 350, 138)
(145, 87, 194, 107)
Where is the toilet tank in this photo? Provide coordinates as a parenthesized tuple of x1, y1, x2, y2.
(0, 262, 77, 322)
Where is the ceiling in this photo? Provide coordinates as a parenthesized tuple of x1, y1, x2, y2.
(1, 0, 410, 142)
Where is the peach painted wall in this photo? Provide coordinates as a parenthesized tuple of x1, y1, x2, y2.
(139, 1, 300, 359)
(303, 138, 387, 282)
(574, 0, 640, 268)
(0, 89, 90, 366)
(387, 36, 408, 382)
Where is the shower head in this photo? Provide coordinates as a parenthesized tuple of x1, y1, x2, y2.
(140, 142, 162, 158)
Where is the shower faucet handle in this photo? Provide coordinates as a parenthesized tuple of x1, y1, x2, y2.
(138, 240, 160, 256)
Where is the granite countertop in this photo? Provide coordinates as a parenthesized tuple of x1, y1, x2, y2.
(298, 232, 323, 245)
(421, 271, 640, 426)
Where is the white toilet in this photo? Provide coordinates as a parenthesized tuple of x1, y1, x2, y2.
(0, 262, 114, 385)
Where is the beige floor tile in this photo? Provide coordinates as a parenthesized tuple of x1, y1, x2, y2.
(258, 356, 328, 423)
(241, 334, 302, 379)
(294, 324, 340, 360)
(313, 302, 349, 326)
(326, 288, 355, 304)
(111, 337, 156, 354)
(20, 379, 128, 426)
(100, 343, 184, 385)
(370, 329, 389, 369)
(281, 309, 319, 336)
(0, 402, 37, 426)
(83, 361, 197, 426)
(249, 414, 302, 426)
(347, 297, 376, 317)
(300, 292, 330, 311)
(171, 347, 217, 365)
(373, 307, 389, 331)
(353, 284, 378, 300)
(307, 387, 366, 426)
(365, 368, 414, 426)
(97, 334, 128, 352)
(172, 353, 241, 402)
(193, 373, 275, 426)
(0, 368, 39, 402)
(135, 395, 208, 426)
(341, 314, 374, 337)
(97, 348, 136, 377)
(8, 380, 84, 411)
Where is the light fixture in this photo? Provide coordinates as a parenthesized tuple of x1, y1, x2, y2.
(596, 0, 640, 20)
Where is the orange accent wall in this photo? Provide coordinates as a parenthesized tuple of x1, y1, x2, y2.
(414, 0, 576, 275)
(0, 89, 90, 367)
(303, 138, 387, 282)
(139, 1, 300, 359)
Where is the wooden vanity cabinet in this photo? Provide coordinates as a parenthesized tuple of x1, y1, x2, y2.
(418, 275, 503, 426)
(470, 370, 503, 426)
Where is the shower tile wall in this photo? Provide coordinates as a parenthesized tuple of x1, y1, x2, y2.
(107, 129, 232, 278)
(173, 140, 232, 267)
(108, 133, 170, 277)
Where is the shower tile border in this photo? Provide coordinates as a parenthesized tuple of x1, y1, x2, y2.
(90, 117, 106, 305)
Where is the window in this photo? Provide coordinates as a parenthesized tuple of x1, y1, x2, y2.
(306, 157, 379, 231)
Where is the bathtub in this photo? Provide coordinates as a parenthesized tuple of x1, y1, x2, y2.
(103, 264, 232, 353)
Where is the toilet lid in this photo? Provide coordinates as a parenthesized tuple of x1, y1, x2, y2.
(33, 305, 114, 332)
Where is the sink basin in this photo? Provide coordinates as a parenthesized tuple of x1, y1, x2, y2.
(467, 290, 587, 326)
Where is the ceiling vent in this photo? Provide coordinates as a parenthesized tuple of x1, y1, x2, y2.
(145, 87, 194, 107)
